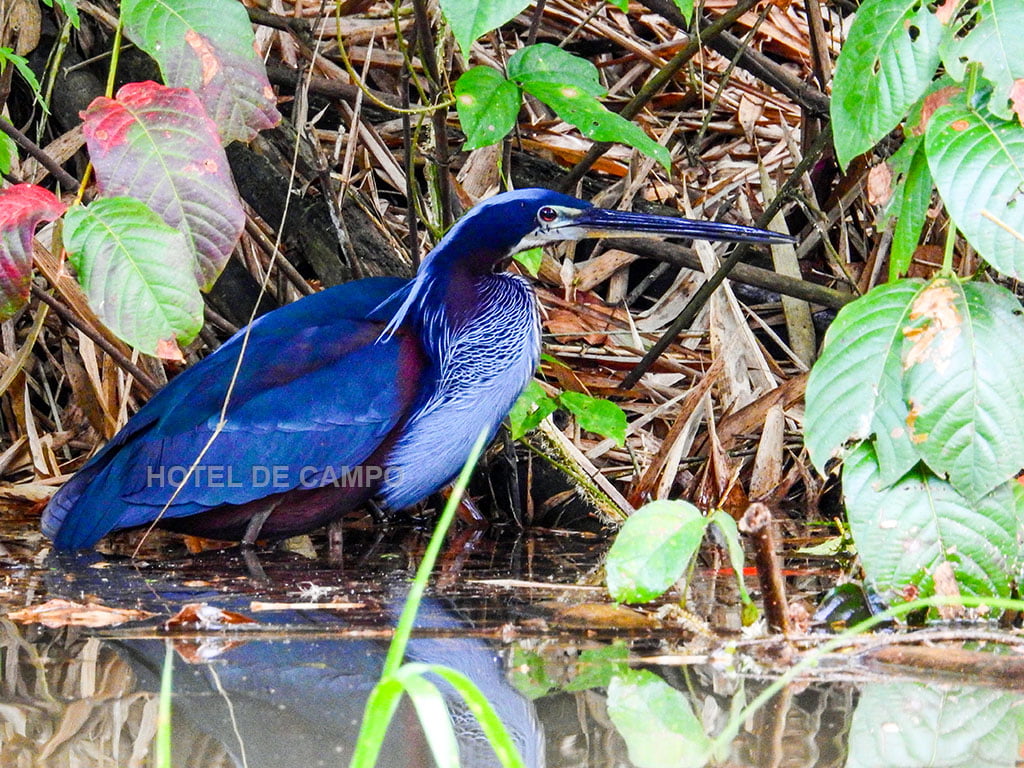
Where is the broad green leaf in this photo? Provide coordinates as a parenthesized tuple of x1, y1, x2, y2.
(0, 185, 66, 320)
(559, 391, 627, 446)
(606, 500, 707, 603)
(63, 197, 203, 357)
(439, 0, 532, 58)
(607, 670, 711, 768)
(938, 0, 1024, 120)
(121, 0, 280, 143)
(902, 278, 1024, 501)
(506, 44, 670, 170)
(82, 81, 244, 289)
(507, 44, 607, 97)
(889, 139, 932, 279)
(606, 0, 628, 11)
(508, 379, 557, 440)
(454, 66, 521, 149)
(805, 279, 925, 483)
(842, 441, 1023, 603)
(524, 81, 670, 171)
(831, 0, 942, 169)
(925, 91, 1024, 278)
(848, 683, 1023, 768)
(512, 246, 542, 276)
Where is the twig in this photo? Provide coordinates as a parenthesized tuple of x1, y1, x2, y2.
(0, 120, 79, 190)
(739, 502, 790, 634)
(558, 0, 762, 190)
(31, 285, 158, 396)
(604, 237, 852, 309)
(619, 124, 832, 390)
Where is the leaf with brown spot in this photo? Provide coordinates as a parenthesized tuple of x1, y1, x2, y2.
(902, 278, 1024, 501)
(121, 0, 280, 143)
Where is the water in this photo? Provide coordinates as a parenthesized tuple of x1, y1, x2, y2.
(0, 525, 1021, 767)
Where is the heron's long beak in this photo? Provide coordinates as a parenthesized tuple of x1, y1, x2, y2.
(571, 207, 794, 245)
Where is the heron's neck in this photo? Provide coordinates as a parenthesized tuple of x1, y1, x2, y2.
(413, 268, 533, 360)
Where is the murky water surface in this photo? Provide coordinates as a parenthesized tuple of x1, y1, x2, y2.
(0, 519, 1021, 767)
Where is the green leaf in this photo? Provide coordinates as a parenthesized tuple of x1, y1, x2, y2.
(606, 500, 708, 603)
(121, 0, 280, 143)
(416, 664, 528, 768)
(848, 683, 1023, 768)
(888, 138, 932, 279)
(81, 81, 245, 289)
(938, 0, 1024, 121)
(0, 47, 41, 96)
(525, 82, 671, 171)
(925, 90, 1024, 278)
(606, 0, 628, 11)
(349, 678, 405, 768)
(559, 391, 627, 446)
(40, 0, 80, 28)
(508, 379, 557, 440)
(509, 647, 554, 699)
(507, 45, 668, 171)
(507, 43, 607, 97)
(0, 129, 16, 175)
(902, 278, 1024, 501)
(842, 441, 1023, 604)
(439, 0, 532, 58)
(565, 643, 629, 692)
(831, 0, 943, 169)
(63, 197, 203, 356)
(672, 0, 695, 25)
(454, 66, 521, 149)
(393, 670, 459, 768)
(805, 279, 926, 483)
(512, 246, 542, 276)
(606, 669, 712, 768)
(708, 509, 756, 620)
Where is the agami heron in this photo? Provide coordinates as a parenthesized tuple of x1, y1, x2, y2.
(43, 188, 792, 550)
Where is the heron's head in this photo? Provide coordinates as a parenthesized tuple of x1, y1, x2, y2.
(422, 188, 793, 277)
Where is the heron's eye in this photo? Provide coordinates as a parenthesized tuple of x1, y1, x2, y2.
(538, 206, 558, 223)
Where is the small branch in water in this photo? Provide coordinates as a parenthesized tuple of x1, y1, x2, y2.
(739, 502, 790, 635)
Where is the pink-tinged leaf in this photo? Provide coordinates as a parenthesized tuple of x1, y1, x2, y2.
(0, 184, 65, 319)
(63, 196, 203, 358)
(121, 0, 280, 144)
(1011, 79, 1024, 125)
(82, 81, 244, 288)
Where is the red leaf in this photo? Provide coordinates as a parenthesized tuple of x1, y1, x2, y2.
(82, 81, 244, 288)
(0, 184, 65, 319)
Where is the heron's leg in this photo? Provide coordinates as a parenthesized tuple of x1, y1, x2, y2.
(242, 500, 279, 547)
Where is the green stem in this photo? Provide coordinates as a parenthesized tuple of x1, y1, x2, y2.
(156, 640, 174, 768)
(942, 219, 957, 276)
(381, 427, 490, 676)
(105, 18, 125, 98)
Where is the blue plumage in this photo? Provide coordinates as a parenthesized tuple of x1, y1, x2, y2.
(43, 189, 792, 549)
